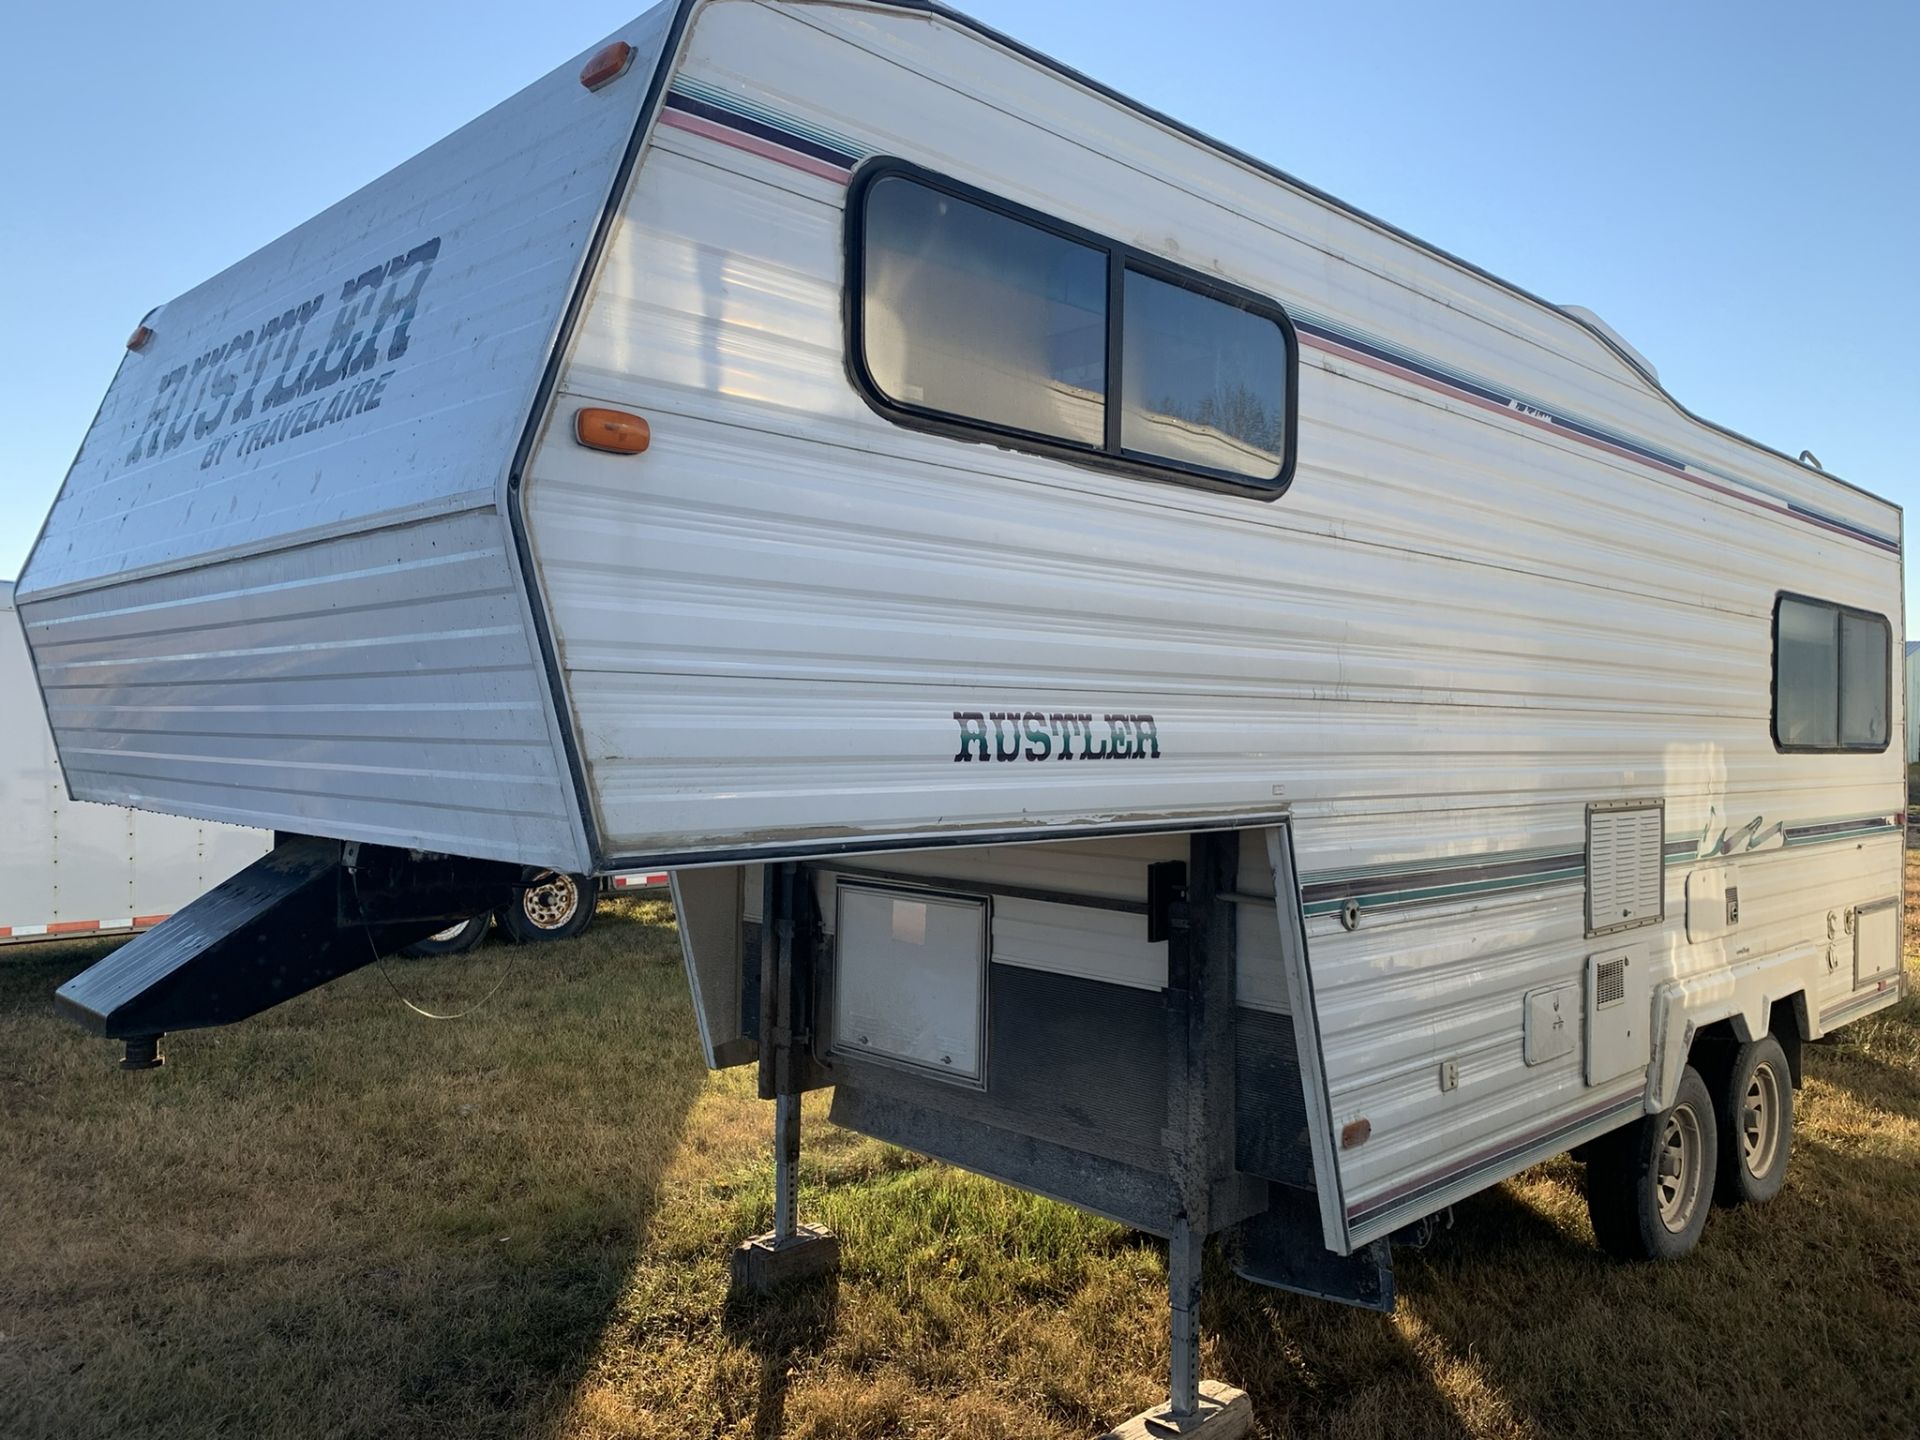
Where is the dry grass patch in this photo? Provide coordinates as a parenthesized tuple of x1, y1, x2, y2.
(5, 876, 1919, 1439)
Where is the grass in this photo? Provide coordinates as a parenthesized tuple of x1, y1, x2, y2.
(3, 876, 1918, 1440)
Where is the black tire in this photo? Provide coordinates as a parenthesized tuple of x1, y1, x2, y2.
(1711, 1034, 1793, 1207)
(1586, 1064, 1718, 1261)
(499, 871, 597, 944)
(398, 914, 490, 959)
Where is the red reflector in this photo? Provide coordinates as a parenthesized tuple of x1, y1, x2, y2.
(575, 407, 651, 454)
(126, 324, 153, 351)
(580, 40, 634, 91)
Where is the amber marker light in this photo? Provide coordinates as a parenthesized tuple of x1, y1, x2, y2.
(126, 324, 154, 351)
(579, 40, 634, 91)
(575, 407, 651, 455)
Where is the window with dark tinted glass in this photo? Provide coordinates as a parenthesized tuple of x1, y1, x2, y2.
(1773, 595, 1889, 751)
(861, 176, 1107, 447)
(852, 163, 1295, 492)
(1120, 269, 1288, 479)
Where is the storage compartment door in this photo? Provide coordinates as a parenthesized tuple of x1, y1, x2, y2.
(1262, 824, 1355, 1254)
(828, 882, 988, 1088)
(1854, 897, 1901, 987)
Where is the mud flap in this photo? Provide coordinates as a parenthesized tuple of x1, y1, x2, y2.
(1225, 1182, 1395, 1311)
(55, 837, 522, 1052)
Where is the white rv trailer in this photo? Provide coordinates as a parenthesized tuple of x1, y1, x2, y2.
(1, 581, 269, 945)
(17, 0, 1904, 1421)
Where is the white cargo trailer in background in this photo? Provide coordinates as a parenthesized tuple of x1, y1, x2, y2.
(1, 581, 269, 945)
(16, 1, 1906, 1428)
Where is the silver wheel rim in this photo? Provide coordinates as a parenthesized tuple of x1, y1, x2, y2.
(424, 920, 471, 944)
(1655, 1101, 1705, 1233)
(1740, 1061, 1783, 1179)
(523, 874, 580, 930)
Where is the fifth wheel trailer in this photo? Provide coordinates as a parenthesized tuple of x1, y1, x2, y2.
(17, 0, 1905, 1426)
(1, 581, 269, 945)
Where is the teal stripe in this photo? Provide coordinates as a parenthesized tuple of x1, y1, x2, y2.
(1299, 811, 1896, 917)
(669, 75, 866, 157)
(1291, 305, 1526, 414)
(1294, 307, 1895, 546)
(1302, 863, 1584, 916)
(1786, 825, 1897, 848)
(1303, 842, 1577, 888)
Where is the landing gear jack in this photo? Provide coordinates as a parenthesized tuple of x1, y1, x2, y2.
(731, 1092, 840, 1292)
(1096, 1220, 1252, 1439)
(1103, 836, 1257, 1439)
(731, 863, 839, 1295)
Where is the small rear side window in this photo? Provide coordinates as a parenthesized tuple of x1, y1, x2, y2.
(1773, 594, 1890, 752)
(849, 161, 1297, 496)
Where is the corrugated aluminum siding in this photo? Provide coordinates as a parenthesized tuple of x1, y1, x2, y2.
(21, 512, 582, 867)
(520, 1, 1902, 1240)
(13, 4, 680, 869)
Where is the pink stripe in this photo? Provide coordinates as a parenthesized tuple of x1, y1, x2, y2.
(1348, 1086, 1640, 1220)
(48, 920, 100, 935)
(658, 108, 850, 182)
(1303, 331, 1890, 552)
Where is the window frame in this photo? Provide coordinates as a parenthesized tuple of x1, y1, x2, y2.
(1770, 591, 1892, 754)
(844, 157, 1300, 499)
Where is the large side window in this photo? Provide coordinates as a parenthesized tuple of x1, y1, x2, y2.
(850, 162, 1296, 494)
(1773, 594, 1890, 751)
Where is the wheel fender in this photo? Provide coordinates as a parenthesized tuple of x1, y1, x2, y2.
(1645, 981, 1695, 1113)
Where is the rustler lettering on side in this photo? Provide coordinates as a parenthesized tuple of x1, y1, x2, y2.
(953, 710, 1160, 762)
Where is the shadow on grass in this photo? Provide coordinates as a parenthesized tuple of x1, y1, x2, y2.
(1377, 1115, 1917, 1439)
(722, 1272, 844, 1439)
(0, 909, 706, 1440)
(1206, 1184, 1573, 1439)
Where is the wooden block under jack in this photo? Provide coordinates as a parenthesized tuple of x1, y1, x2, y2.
(1097, 1383, 1252, 1440)
(729, 1223, 841, 1294)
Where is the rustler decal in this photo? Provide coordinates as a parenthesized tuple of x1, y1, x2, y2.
(124, 236, 443, 473)
(953, 709, 1160, 763)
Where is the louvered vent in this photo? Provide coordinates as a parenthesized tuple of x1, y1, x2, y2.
(1586, 801, 1664, 936)
(1592, 955, 1627, 1008)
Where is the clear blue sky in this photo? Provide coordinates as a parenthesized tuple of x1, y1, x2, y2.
(2, 1, 1914, 620)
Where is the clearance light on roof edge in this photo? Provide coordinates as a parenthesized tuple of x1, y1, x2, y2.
(579, 40, 634, 91)
(575, 407, 651, 455)
(126, 324, 153, 352)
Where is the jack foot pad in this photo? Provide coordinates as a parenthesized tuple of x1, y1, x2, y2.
(1098, 1383, 1251, 1440)
(120, 1035, 164, 1071)
(730, 1223, 840, 1294)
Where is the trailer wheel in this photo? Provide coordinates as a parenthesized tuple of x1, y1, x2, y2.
(1585, 1064, 1717, 1261)
(500, 871, 596, 944)
(1711, 1034, 1793, 1207)
(398, 914, 490, 959)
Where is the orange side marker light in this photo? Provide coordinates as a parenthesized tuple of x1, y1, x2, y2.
(126, 324, 154, 351)
(579, 40, 634, 91)
(575, 407, 651, 455)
